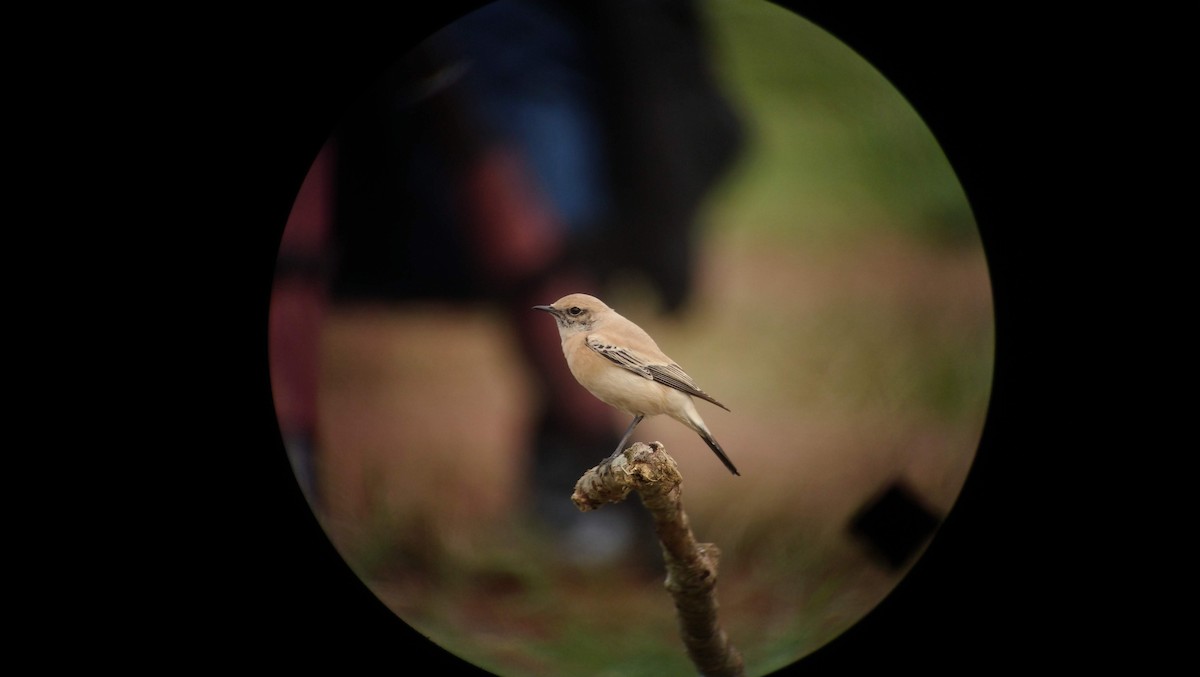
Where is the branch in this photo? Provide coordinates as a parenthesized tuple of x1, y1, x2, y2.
(572, 442, 745, 677)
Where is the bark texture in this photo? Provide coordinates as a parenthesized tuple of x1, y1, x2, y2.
(572, 442, 744, 677)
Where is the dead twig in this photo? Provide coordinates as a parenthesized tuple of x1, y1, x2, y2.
(572, 442, 744, 677)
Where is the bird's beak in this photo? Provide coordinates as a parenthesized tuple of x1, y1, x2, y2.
(532, 305, 556, 314)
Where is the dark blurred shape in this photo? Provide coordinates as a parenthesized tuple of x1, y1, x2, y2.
(849, 481, 942, 570)
(572, 0, 745, 311)
(329, 0, 743, 311)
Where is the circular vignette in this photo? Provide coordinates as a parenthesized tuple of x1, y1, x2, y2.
(267, 2, 997, 675)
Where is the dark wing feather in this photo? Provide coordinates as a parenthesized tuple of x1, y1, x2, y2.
(586, 336, 730, 411)
(586, 337, 654, 379)
(648, 364, 730, 411)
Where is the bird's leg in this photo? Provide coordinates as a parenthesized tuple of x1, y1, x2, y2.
(607, 414, 645, 461)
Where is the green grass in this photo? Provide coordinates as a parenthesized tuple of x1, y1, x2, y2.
(702, 0, 978, 247)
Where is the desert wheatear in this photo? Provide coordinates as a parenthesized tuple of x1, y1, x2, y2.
(533, 293, 739, 475)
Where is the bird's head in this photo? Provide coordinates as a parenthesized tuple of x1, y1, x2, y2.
(532, 293, 610, 336)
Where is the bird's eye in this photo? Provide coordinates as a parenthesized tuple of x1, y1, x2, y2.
(568, 306, 582, 316)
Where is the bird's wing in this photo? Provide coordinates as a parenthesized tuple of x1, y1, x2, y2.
(586, 335, 730, 411)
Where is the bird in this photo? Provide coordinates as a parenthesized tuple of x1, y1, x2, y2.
(533, 293, 739, 475)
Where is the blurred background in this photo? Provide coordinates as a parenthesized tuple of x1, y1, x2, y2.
(268, 1, 993, 675)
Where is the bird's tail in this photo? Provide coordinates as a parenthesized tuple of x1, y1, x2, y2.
(676, 401, 739, 475)
(700, 431, 740, 476)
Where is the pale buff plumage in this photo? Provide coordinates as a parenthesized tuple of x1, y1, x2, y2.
(533, 293, 738, 475)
